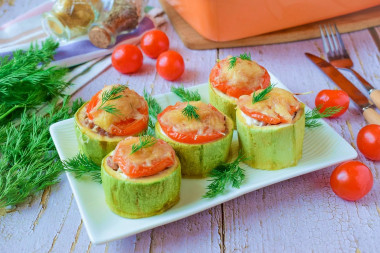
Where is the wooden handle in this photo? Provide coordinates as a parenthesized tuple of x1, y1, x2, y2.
(363, 107, 380, 125)
(370, 89, 380, 111)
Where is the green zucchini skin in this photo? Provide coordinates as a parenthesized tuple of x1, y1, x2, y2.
(101, 155, 181, 219)
(236, 105, 305, 170)
(74, 103, 125, 165)
(155, 115, 234, 178)
(209, 82, 237, 127)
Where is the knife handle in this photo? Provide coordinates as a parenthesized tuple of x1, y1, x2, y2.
(363, 106, 380, 125)
(369, 89, 380, 110)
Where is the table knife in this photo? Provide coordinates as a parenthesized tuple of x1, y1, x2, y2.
(305, 52, 380, 125)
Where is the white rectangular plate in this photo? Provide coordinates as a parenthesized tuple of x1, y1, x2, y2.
(50, 76, 357, 244)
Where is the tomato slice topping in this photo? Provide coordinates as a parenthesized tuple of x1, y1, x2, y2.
(113, 137, 176, 178)
(237, 88, 300, 125)
(157, 102, 227, 144)
(209, 57, 270, 99)
(85, 86, 148, 136)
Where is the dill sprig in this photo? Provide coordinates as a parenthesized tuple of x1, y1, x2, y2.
(98, 85, 127, 115)
(130, 136, 157, 154)
(171, 85, 201, 102)
(182, 102, 200, 120)
(63, 153, 101, 183)
(0, 38, 70, 123)
(0, 97, 84, 208)
(143, 89, 162, 137)
(252, 84, 275, 104)
(305, 106, 343, 128)
(228, 53, 252, 69)
(203, 152, 246, 198)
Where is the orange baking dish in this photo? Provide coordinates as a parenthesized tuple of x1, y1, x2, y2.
(166, 0, 380, 42)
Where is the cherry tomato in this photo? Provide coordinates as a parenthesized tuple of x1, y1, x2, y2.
(357, 124, 380, 160)
(315, 89, 349, 118)
(156, 50, 185, 81)
(140, 30, 170, 59)
(112, 44, 143, 74)
(330, 161, 373, 201)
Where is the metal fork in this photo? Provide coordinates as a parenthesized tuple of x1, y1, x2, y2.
(320, 24, 380, 108)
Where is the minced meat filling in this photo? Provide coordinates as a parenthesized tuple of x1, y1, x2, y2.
(83, 114, 114, 137)
(107, 156, 119, 171)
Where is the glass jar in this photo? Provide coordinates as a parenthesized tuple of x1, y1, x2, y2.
(88, 0, 147, 48)
(42, 0, 104, 41)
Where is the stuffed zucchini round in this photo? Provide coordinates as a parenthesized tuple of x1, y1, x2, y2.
(75, 85, 148, 165)
(209, 55, 270, 124)
(101, 136, 181, 218)
(236, 87, 305, 170)
(155, 101, 234, 178)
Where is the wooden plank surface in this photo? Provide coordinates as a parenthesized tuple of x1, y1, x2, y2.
(0, 0, 380, 252)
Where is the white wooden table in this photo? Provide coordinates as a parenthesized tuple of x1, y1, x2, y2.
(1, 1, 380, 252)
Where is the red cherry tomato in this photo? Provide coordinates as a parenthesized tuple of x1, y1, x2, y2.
(315, 89, 349, 118)
(112, 44, 143, 74)
(357, 124, 380, 160)
(330, 161, 373, 201)
(140, 30, 170, 59)
(156, 50, 185, 81)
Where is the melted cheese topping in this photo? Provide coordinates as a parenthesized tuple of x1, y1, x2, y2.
(214, 56, 266, 89)
(113, 137, 176, 175)
(159, 101, 226, 135)
(237, 88, 301, 124)
(89, 85, 147, 132)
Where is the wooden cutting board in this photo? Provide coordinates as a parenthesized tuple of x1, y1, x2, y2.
(159, 0, 380, 50)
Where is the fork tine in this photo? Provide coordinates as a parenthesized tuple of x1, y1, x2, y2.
(328, 24, 339, 53)
(324, 24, 336, 55)
(319, 25, 330, 54)
(333, 24, 347, 54)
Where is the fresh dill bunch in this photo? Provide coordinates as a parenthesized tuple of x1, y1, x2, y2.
(63, 153, 101, 183)
(130, 136, 157, 154)
(182, 102, 200, 120)
(98, 85, 127, 115)
(0, 96, 84, 208)
(305, 106, 343, 128)
(228, 52, 252, 69)
(143, 89, 162, 137)
(171, 85, 201, 102)
(203, 152, 246, 198)
(0, 38, 70, 122)
(252, 84, 275, 104)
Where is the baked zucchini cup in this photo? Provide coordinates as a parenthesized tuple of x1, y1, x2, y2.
(236, 87, 305, 170)
(209, 55, 270, 124)
(101, 136, 181, 218)
(155, 101, 234, 178)
(75, 85, 148, 165)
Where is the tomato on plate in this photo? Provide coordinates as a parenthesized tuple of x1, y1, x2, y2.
(140, 30, 170, 59)
(315, 89, 349, 118)
(330, 161, 373, 201)
(357, 124, 380, 161)
(86, 91, 148, 136)
(113, 137, 176, 178)
(156, 50, 185, 81)
(112, 44, 143, 74)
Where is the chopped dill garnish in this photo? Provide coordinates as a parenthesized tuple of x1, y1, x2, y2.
(171, 85, 201, 102)
(143, 89, 162, 137)
(130, 136, 157, 155)
(252, 84, 275, 104)
(98, 85, 127, 115)
(203, 152, 246, 198)
(63, 153, 101, 183)
(182, 102, 200, 120)
(305, 106, 343, 128)
(228, 52, 252, 69)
